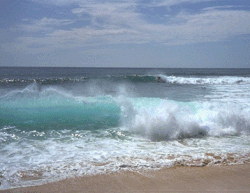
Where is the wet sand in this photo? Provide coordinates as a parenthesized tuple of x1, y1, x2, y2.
(2, 164, 250, 193)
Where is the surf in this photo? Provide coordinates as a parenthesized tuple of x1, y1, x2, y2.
(0, 83, 121, 131)
(1, 68, 250, 190)
(119, 97, 250, 141)
(1, 82, 250, 138)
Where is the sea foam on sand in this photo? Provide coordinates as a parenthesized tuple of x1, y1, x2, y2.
(3, 163, 250, 193)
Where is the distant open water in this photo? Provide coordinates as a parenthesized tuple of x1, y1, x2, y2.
(0, 67, 250, 189)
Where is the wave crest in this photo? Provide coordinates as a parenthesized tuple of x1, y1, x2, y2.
(120, 99, 250, 141)
(160, 75, 250, 85)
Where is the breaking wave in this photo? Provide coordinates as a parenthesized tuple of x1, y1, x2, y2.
(1, 83, 250, 140)
(120, 98, 250, 141)
(1, 74, 250, 85)
(1, 77, 250, 190)
(159, 75, 250, 85)
(0, 83, 120, 130)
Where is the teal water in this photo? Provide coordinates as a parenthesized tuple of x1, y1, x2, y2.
(0, 67, 250, 189)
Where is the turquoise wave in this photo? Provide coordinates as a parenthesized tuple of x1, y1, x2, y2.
(0, 84, 120, 131)
(1, 83, 250, 141)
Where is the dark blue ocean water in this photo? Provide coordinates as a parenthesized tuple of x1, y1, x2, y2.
(1, 67, 250, 189)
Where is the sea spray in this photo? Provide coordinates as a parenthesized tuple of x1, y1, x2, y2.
(119, 98, 250, 140)
(1, 67, 250, 190)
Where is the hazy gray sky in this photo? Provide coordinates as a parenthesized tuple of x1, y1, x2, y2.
(0, 0, 250, 68)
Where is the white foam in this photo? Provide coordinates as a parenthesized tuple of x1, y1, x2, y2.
(1, 124, 250, 190)
(1, 81, 250, 190)
(118, 97, 250, 140)
(158, 75, 250, 85)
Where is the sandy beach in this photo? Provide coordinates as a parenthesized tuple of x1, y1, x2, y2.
(2, 163, 250, 193)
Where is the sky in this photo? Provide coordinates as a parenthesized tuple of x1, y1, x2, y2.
(0, 0, 250, 68)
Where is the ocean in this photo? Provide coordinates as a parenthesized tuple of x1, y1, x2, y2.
(0, 67, 250, 189)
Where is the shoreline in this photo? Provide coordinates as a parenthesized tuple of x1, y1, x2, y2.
(2, 163, 250, 193)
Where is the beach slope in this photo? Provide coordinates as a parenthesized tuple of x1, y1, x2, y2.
(2, 164, 250, 193)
